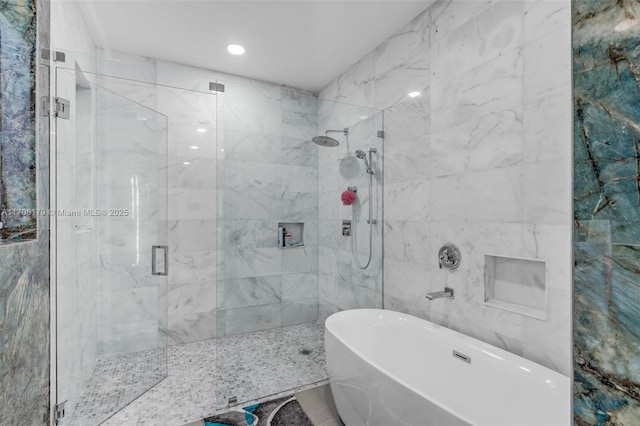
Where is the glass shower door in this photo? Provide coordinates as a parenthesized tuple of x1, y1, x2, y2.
(54, 67, 168, 425)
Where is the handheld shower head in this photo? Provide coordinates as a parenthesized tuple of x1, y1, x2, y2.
(355, 149, 372, 174)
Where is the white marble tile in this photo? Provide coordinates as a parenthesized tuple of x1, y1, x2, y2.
(218, 276, 281, 309)
(282, 246, 318, 274)
(97, 318, 159, 356)
(281, 137, 318, 168)
(337, 282, 379, 311)
(282, 110, 318, 141)
(282, 192, 318, 221)
(522, 160, 572, 225)
(431, 47, 523, 132)
(170, 250, 216, 284)
(384, 137, 430, 184)
(167, 157, 217, 190)
(222, 219, 278, 249)
(384, 220, 430, 264)
(380, 90, 430, 144)
(384, 180, 430, 222)
(282, 299, 319, 326)
(220, 129, 279, 164)
(523, 0, 571, 43)
(523, 224, 571, 292)
(169, 123, 218, 160)
(282, 165, 318, 193)
(98, 49, 158, 83)
(523, 91, 572, 164)
(281, 86, 318, 114)
(383, 258, 431, 319)
(428, 0, 499, 42)
(96, 253, 154, 290)
(96, 75, 158, 110)
(430, 108, 523, 178)
(166, 309, 217, 345)
(374, 65, 430, 113)
(318, 273, 339, 306)
(521, 288, 572, 375)
(221, 83, 282, 136)
(223, 190, 281, 220)
(373, 18, 429, 79)
(167, 219, 216, 253)
(157, 85, 216, 128)
(282, 273, 318, 302)
(218, 304, 282, 336)
(432, 0, 523, 83)
(332, 53, 376, 108)
(167, 188, 217, 221)
(523, 27, 571, 103)
(221, 160, 282, 192)
(223, 247, 282, 280)
(431, 166, 522, 223)
(96, 218, 160, 256)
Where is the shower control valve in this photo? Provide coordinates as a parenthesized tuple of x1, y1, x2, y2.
(438, 243, 461, 270)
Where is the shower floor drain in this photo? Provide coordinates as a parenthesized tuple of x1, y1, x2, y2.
(299, 349, 313, 356)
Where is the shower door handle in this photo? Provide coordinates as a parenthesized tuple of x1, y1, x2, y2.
(152, 245, 169, 276)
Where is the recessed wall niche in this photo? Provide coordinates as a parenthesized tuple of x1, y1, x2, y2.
(484, 255, 547, 319)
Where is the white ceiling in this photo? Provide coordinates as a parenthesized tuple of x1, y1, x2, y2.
(79, 1, 433, 92)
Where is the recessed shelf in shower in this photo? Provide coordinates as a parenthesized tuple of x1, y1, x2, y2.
(277, 222, 304, 248)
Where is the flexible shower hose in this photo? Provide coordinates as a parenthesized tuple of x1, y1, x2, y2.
(352, 165, 374, 270)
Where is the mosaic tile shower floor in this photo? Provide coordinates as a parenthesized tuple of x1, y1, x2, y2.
(65, 321, 326, 426)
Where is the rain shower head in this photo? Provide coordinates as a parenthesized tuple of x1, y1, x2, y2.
(312, 135, 340, 147)
(312, 128, 349, 147)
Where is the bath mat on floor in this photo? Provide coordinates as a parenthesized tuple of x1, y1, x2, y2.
(204, 394, 313, 426)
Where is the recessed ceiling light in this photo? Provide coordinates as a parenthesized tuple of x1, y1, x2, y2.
(408, 91, 421, 98)
(190, 145, 200, 150)
(358, 115, 369, 120)
(183, 161, 191, 165)
(227, 44, 245, 55)
(197, 128, 207, 133)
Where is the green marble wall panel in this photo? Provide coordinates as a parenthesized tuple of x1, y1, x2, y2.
(574, 1, 640, 424)
(0, 0, 50, 423)
(0, 0, 37, 240)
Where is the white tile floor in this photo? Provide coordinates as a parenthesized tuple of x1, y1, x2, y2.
(67, 321, 326, 426)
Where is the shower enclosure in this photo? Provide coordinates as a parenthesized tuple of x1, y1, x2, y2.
(53, 48, 384, 422)
(214, 82, 384, 408)
(54, 63, 169, 425)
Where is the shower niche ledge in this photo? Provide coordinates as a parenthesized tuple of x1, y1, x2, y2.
(277, 222, 304, 248)
(483, 254, 547, 320)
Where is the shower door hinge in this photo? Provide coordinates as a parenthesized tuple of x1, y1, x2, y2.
(209, 82, 225, 92)
(53, 97, 70, 120)
(377, 130, 385, 139)
(42, 49, 66, 63)
(54, 401, 67, 424)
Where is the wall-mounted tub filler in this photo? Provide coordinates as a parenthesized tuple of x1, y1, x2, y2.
(426, 287, 454, 300)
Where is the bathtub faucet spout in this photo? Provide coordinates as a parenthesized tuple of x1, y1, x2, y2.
(426, 287, 454, 300)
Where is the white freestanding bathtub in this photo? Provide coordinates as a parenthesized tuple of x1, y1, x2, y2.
(325, 309, 570, 426)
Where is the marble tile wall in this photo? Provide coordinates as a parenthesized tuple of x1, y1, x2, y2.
(0, 0, 50, 423)
(96, 51, 320, 342)
(0, 0, 39, 240)
(316, 100, 384, 320)
(573, 0, 640, 422)
(216, 80, 320, 336)
(320, 0, 572, 376)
